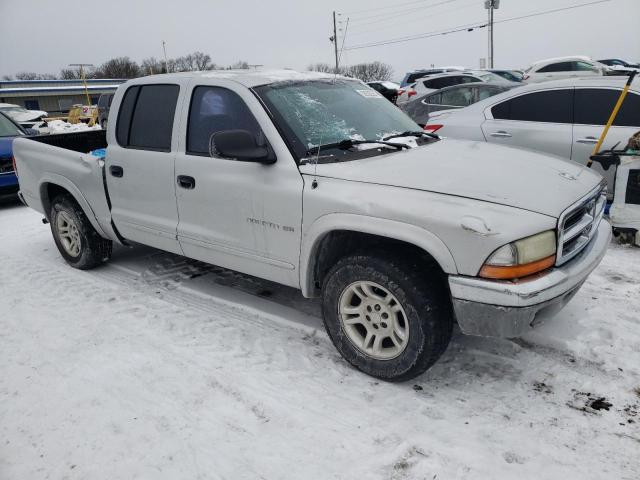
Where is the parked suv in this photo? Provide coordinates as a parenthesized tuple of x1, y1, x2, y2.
(97, 93, 114, 129)
(399, 66, 465, 87)
(523, 56, 605, 83)
(397, 70, 514, 105)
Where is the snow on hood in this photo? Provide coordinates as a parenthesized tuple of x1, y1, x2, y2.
(299, 139, 603, 218)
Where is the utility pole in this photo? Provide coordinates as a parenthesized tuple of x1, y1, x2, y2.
(162, 40, 168, 73)
(69, 63, 93, 106)
(484, 0, 500, 68)
(332, 11, 339, 73)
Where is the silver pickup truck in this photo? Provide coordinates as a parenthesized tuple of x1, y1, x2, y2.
(13, 70, 611, 381)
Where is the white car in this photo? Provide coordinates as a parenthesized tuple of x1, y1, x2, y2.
(397, 70, 513, 105)
(597, 58, 640, 74)
(0, 103, 48, 130)
(425, 76, 640, 190)
(522, 56, 606, 83)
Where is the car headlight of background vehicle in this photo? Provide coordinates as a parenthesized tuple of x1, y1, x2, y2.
(479, 230, 556, 280)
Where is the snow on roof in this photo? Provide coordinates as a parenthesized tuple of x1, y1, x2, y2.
(529, 55, 593, 66)
(199, 69, 339, 86)
(136, 69, 344, 88)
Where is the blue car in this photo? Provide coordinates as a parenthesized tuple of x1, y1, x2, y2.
(0, 111, 29, 197)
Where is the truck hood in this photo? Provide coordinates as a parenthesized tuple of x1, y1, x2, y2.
(299, 139, 603, 218)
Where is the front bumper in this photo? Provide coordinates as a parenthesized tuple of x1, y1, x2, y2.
(449, 219, 612, 338)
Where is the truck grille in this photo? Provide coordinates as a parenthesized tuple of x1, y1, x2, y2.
(556, 184, 606, 266)
(0, 156, 14, 174)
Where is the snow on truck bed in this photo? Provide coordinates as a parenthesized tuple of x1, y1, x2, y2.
(0, 203, 638, 480)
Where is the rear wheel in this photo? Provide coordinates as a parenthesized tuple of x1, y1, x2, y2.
(322, 252, 453, 381)
(50, 195, 112, 269)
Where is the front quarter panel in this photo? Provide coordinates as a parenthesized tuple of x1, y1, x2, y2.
(300, 175, 556, 296)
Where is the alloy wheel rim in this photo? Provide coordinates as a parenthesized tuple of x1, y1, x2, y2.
(338, 281, 409, 360)
(56, 211, 81, 257)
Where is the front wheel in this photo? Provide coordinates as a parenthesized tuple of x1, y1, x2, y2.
(50, 195, 112, 269)
(322, 252, 453, 382)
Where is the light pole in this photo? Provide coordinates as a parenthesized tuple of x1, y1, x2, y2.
(484, 0, 500, 68)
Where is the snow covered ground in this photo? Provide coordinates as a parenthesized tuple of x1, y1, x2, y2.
(1, 199, 638, 480)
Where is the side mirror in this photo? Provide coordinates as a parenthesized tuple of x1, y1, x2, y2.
(210, 129, 275, 164)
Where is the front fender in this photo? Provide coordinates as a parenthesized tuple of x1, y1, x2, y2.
(300, 213, 458, 297)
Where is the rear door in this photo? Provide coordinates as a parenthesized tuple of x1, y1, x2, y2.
(105, 82, 184, 254)
(572, 87, 640, 188)
(481, 88, 574, 158)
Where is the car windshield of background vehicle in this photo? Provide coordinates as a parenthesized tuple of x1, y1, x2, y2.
(0, 114, 23, 137)
(255, 79, 421, 160)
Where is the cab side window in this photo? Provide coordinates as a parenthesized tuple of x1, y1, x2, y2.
(491, 90, 573, 123)
(187, 86, 262, 156)
(116, 84, 180, 151)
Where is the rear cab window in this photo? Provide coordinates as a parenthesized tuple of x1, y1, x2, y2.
(116, 84, 180, 151)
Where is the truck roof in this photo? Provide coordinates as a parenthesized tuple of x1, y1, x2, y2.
(129, 69, 340, 88)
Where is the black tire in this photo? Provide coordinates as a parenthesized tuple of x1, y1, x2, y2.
(49, 195, 112, 269)
(322, 251, 453, 382)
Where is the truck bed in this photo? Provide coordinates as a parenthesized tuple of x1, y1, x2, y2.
(29, 130, 107, 153)
(13, 130, 119, 243)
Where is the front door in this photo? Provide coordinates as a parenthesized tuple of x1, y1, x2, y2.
(174, 81, 304, 287)
(105, 82, 183, 254)
(482, 88, 574, 158)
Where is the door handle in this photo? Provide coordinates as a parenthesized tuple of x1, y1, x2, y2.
(177, 175, 196, 189)
(576, 137, 598, 144)
(109, 165, 124, 177)
(489, 131, 512, 138)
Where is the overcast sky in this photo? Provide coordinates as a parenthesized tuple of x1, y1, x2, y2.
(1, 0, 638, 80)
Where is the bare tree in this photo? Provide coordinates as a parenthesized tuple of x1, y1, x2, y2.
(59, 68, 81, 79)
(192, 51, 214, 70)
(141, 57, 163, 75)
(227, 60, 249, 70)
(95, 57, 141, 78)
(15, 71, 56, 80)
(307, 63, 337, 74)
(1, 75, 13, 81)
(343, 62, 393, 82)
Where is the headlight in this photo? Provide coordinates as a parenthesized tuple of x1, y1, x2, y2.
(479, 230, 556, 280)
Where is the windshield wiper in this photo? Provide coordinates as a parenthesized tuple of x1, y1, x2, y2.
(305, 138, 409, 157)
(382, 131, 439, 141)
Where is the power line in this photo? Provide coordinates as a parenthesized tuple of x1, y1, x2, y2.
(340, 0, 440, 16)
(346, 0, 478, 37)
(344, 0, 612, 51)
(345, 21, 487, 50)
(347, 0, 457, 25)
